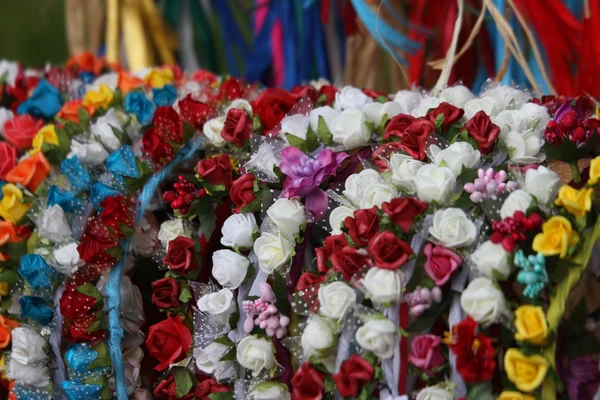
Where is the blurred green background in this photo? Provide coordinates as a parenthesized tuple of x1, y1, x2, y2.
(0, 0, 69, 66)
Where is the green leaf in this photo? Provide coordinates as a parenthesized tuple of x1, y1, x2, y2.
(88, 342, 112, 370)
(467, 382, 495, 400)
(317, 115, 334, 145)
(111, 126, 127, 145)
(285, 133, 308, 153)
(273, 271, 290, 315)
(324, 375, 336, 393)
(173, 367, 194, 398)
(434, 113, 444, 132)
(78, 107, 91, 131)
(306, 126, 321, 152)
(105, 246, 123, 260)
(364, 120, 375, 132)
(214, 336, 235, 347)
(252, 115, 263, 133)
(195, 196, 217, 241)
(228, 310, 240, 327)
(208, 393, 234, 400)
(44, 127, 72, 164)
(219, 347, 237, 361)
(458, 168, 478, 185)
(179, 284, 193, 304)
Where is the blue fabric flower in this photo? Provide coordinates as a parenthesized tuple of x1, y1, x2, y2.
(65, 343, 98, 373)
(19, 254, 59, 290)
(105, 146, 140, 178)
(47, 186, 85, 213)
(61, 157, 92, 190)
(79, 72, 95, 83)
(125, 91, 155, 125)
(17, 79, 63, 119)
(62, 379, 104, 400)
(90, 182, 123, 209)
(153, 84, 177, 107)
(20, 296, 53, 325)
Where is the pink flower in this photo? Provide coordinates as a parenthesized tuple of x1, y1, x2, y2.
(423, 243, 462, 286)
(408, 334, 446, 372)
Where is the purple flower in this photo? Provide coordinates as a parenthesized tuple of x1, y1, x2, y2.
(279, 146, 347, 219)
(566, 356, 600, 400)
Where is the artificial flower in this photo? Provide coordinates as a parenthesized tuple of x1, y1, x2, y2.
(423, 244, 462, 286)
(332, 354, 374, 398)
(409, 334, 446, 372)
(532, 216, 579, 258)
(151, 278, 181, 309)
(236, 335, 276, 376)
(588, 155, 600, 185)
(144, 68, 174, 88)
(291, 363, 325, 400)
(318, 281, 357, 321)
(0, 142, 15, 180)
(3, 114, 43, 151)
(230, 173, 256, 213)
(504, 349, 549, 392)
(514, 305, 548, 345)
(30, 124, 58, 155)
(197, 154, 233, 189)
(0, 184, 31, 224)
(367, 231, 413, 270)
(82, 83, 114, 110)
(344, 206, 380, 247)
(163, 236, 198, 275)
(554, 185, 594, 217)
(146, 316, 192, 371)
(5, 152, 51, 192)
(497, 392, 536, 400)
(362, 267, 402, 305)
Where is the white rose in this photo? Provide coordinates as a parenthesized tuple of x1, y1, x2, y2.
(360, 182, 398, 209)
(309, 106, 340, 132)
(393, 90, 423, 113)
(11, 326, 48, 363)
(416, 386, 455, 400)
(249, 382, 291, 400)
(203, 116, 227, 148)
(362, 268, 402, 305)
(470, 241, 511, 280)
(281, 114, 310, 141)
(197, 288, 236, 325)
(90, 109, 122, 152)
(390, 153, 425, 193)
(310, 78, 330, 90)
(157, 219, 190, 250)
(236, 335, 276, 376)
(0, 108, 14, 135)
(504, 130, 544, 163)
(330, 109, 371, 149)
(40, 205, 71, 243)
(334, 86, 373, 110)
(343, 169, 384, 206)
(245, 141, 281, 181)
(221, 213, 258, 249)
(53, 242, 83, 275)
(123, 347, 143, 391)
(212, 250, 250, 289)
(318, 282, 356, 321)
(6, 359, 50, 387)
(429, 208, 477, 248)
(0, 60, 19, 86)
(362, 102, 402, 125)
(355, 318, 397, 359)
(523, 166, 561, 205)
(227, 98, 252, 112)
(132, 213, 159, 257)
(429, 142, 481, 176)
(520, 102, 550, 131)
(440, 85, 475, 108)
(253, 232, 294, 274)
(461, 277, 509, 324)
(68, 141, 109, 165)
(481, 85, 531, 110)
(89, 72, 118, 92)
(463, 97, 499, 119)
(267, 198, 306, 238)
(414, 164, 456, 204)
(329, 206, 355, 235)
(493, 110, 526, 139)
(301, 316, 336, 359)
(412, 96, 442, 117)
(500, 189, 533, 219)
(195, 342, 235, 380)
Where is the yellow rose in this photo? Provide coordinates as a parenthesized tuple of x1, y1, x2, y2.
(0, 184, 31, 224)
(554, 185, 594, 217)
(514, 305, 548, 345)
(30, 124, 59, 155)
(144, 68, 174, 88)
(532, 216, 579, 258)
(504, 349, 549, 392)
(82, 83, 114, 109)
(588, 156, 600, 185)
(497, 391, 536, 400)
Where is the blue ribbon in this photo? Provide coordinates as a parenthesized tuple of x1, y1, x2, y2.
(107, 136, 204, 400)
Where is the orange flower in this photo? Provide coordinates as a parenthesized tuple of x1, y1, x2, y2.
(0, 316, 18, 349)
(5, 152, 51, 192)
(57, 99, 96, 122)
(67, 52, 104, 75)
(118, 71, 145, 94)
(0, 222, 22, 247)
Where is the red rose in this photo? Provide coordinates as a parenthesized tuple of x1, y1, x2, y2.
(291, 85, 318, 102)
(426, 102, 464, 132)
(398, 118, 436, 160)
(423, 243, 462, 286)
(363, 88, 386, 99)
(154, 374, 196, 400)
(143, 126, 175, 166)
(221, 108, 252, 147)
(77, 217, 120, 265)
(153, 106, 183, 142)
(3, 114, 43, 151)
(192, 70, 218, 84)
(384, 114, 415, 140)
(230, 173, 256, 212)
(372, 141, 404, 171)
(332, 354, 374, 397)
(220, 77, 244, 101)
(318, 85, 338, 106)
(60, 284, 101, 321)
(408, 334, 446, 372)
(146, 315, 192, 371)
(291, 362, 325, 400)
(197, 154, 232, 189)
(446, 316, 496, 382)
(463, 111, 500, 154)
(163, 236, 198, 275)
(344, 206, 380, 247)
(195, 377, 230, 400)
(64, 312, 107, 343)
(251, 88, 296, 130)
(151, 277, 181, 309)
(0, 142, 16, 180)
(296, 272, 326, 292)
(331, 245, 370, 281)
(367, 231, 412, 270)
(178, 94, 212, 129)
(99, 195, 134, 238)
(381, 198, 428, 232)
(315, 234, 348, 273)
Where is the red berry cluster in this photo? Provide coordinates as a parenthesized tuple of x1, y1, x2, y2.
(490, 211, 542, 252)
(162, 175, 205, 215)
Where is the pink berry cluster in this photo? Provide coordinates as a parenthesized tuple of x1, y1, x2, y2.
(404, 286, 442, 317)
(463, 168, 517, 203)
(242, 282, 290, 338)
